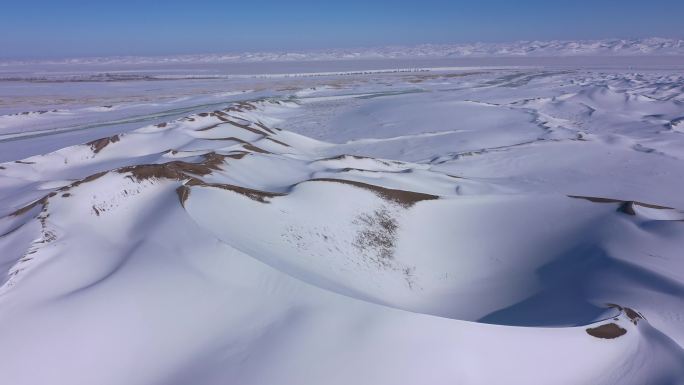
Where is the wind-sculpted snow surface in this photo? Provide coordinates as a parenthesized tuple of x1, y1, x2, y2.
(1, 67, 684, 385)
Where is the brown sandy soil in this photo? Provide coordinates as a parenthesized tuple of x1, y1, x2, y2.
(567, 196, 625, 204)
(242, 143, 271, 154)
(174, 160, 436, 206)
(223, 151, 249, 160)
(585, 323, 627, 339)
(9, 172, 108, 217)
(11, 110, 57, 116)
(221, 118, 270, 136)
(567, 195, 674, 215)
(254, 121, 278, 134)
(66, 171, 108, 189)
(339, 167, 385, 173)
(185, 178, 284, 203)
(9, 195, 51, 217)
(205, 135, 253, 144)
(7, 149, 237, 213)
(118, 152, 228, 182)
(307, 178, 438, 207)
(353, 207, 398, 268)
(320, 154, 401, 167)
(87, 134, 120, 154)
(607, 304, 644, 325)
(195, 118, 269, 136)
(198, 136, 271, 154)
(176, 185, 191, 206)
(265, 137, 291, 147)
(195, 123, 225, 132)
(4, 103, 281, 221)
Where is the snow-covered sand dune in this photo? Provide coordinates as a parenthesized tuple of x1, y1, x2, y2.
(1, 64, 684, 384)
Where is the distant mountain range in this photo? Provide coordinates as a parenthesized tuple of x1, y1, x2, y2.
(3, 38, 683, 65)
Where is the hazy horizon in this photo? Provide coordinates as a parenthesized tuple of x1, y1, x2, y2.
(2, 37, 683, 63)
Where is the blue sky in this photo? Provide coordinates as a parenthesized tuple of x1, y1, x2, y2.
(1, 0, 682, 58)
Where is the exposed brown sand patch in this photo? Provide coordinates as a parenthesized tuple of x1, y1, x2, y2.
(320, 154, 401, 167)
(206, 136, 247, 142)
(568, 195, 674, 216)
(206, 136, 248, 143)
(196, 123, 224, 132)
(307, 178, 438, 208)
(176, 185, 191, 206)
(87, 134, 120, 154)
(338, 167, 415, 175)
(118, 152, 228, 182)
(66, 171, 108, 189)
(9, 172, 107, 217)
(186, 178, 284, 203)
(586, 323, 627, 339)
(243, 144, 271, 154)
(224, 151, 249, 160)
(202, 136, 270, 154)
(353, 207, 398, 268)
(340, 167, 383, 173)
(617, 201, 669, 216)
(224, 119, 269, 136)
(254, 121, 278, 134)
(568, 196, 624, 204)
(607, 304, 644, 325)
(624, 307, 644, 325)
(120, 163, 196, 181)
(9, 196, 50, 217)
(265, 137, 291, 147)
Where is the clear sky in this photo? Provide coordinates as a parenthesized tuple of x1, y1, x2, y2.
(1, 0, 683, 58)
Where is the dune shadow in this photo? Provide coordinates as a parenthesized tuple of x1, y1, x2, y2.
(479, 243, 684, 327)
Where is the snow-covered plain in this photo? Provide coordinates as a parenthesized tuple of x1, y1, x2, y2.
(1, 51, 684, 384)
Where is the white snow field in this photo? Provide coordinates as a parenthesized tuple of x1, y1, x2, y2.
(1, 49, 684, 384)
